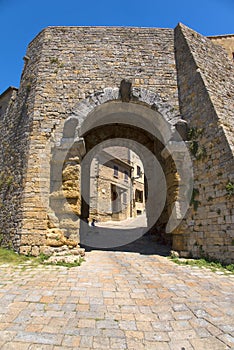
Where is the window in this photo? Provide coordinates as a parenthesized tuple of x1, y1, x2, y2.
(135, 189, 143, 203)
(123, 192, 127, 204)
(114, 165, 118, 178)
(137, 166, 141, 177)
(124, 170, 128, 181)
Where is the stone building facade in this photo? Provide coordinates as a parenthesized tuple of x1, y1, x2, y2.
(0, 87, 18, 119)
(0, 23, 233, 262)
(208, 34, 234, 61)
(129, 150, 145, 217)
(89, 149, 133, 222)
(89, 147, 145, 222)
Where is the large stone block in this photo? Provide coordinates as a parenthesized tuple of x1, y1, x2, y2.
(20, 234, 46, 246)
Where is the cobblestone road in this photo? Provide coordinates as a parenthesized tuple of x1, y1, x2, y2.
(0, 249, 234, 349)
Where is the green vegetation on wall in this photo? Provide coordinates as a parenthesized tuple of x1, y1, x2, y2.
(226, 182, 234, 198)
(188, 127, 207, 160)
(190, 188, 200, 211)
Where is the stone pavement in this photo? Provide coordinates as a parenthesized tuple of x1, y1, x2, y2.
(0, 248, 234, 349)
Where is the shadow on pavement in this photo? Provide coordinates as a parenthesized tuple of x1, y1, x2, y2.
(81, 233, 171, 257)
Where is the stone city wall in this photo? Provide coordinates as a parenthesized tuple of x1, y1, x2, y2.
(17, 26, 179, 255)
(0, 24, 233, 262)
(175, 24, 234, 262)
(0, 34, 45, 253)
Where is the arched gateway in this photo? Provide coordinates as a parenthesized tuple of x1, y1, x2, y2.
(47, 86, 192, 251)
(0, 24, 233, 262)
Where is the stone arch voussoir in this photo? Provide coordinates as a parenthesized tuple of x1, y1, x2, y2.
(70, 86, 180, 127)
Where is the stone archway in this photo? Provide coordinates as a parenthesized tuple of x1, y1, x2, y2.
(47, 85, 193, 252)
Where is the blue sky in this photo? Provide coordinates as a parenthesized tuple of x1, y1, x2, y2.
(0, 0, 233, 93)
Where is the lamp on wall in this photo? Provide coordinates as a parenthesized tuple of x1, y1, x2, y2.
(131, 170, 143, 182)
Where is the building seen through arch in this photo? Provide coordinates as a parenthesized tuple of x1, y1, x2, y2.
(89, 146, 145, 223)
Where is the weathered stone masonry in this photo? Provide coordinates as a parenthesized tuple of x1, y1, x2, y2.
(174, 25, 234, 262)
(0, 23, 233, 262)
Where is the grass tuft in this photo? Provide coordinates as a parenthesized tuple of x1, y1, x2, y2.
(0, 247, 84, 268)
(0, 247, 32, 265)
(170, 256, 234, 274)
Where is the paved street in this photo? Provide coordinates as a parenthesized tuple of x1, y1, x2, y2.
(81, 214, 148, 249)
(0, 247, 234, 349)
